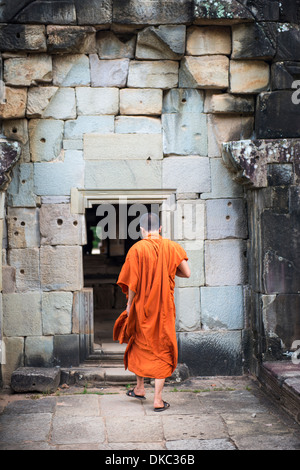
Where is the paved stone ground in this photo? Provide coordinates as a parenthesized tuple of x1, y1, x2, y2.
(0, 375, 300, 451)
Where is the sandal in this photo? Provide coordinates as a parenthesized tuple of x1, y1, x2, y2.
(154, 401, 170, 412)
(126, 389, 146, 400)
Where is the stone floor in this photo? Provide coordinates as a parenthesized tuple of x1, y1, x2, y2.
(0, 375, 300, 451)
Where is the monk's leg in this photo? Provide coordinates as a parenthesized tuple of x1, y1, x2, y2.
(154, 378, 165, 408)
(134, 375, 145, 397)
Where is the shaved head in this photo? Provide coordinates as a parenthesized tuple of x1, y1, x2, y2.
(140, 212, 160, 233)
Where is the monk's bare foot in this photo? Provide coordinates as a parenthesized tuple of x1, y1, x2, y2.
(134, 386, 145, 397)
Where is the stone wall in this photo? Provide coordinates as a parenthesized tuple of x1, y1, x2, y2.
(0, 0, 299, 383)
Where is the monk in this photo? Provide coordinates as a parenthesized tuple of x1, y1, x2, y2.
(115, 212, 191, 412)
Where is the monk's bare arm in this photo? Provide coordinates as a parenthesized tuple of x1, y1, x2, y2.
(176, 260, 191, 278)
(126, 288, 136, 315)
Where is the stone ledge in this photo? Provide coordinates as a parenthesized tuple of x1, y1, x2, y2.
(258, 362, 300, 424)
(10, 367, 61, 393)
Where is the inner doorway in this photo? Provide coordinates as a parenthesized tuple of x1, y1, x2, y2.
(83, 203, 159, 350)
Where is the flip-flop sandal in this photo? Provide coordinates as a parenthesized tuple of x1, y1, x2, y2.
(126, 389, 146, 400)
(154, 401, 170, 412)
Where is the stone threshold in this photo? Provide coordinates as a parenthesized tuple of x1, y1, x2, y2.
(258, 361, 300, 425)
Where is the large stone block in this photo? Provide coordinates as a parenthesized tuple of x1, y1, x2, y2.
(276, 24, 300, 61)
(26, 86, 58, 118)
(193, 0, 253, 24)
(64, 115, 114, 139)
(4, 54, 52, 86)
(76, 87, 119, 115)
(96, 31, 136, 59)
(29, 119, 64, 162)
(11, 366, 59, 392)
(90, 55, 129, 88)
(232, 23, 277, 60)
(85, 160, 162, 189)
(115, 116, 161, 134)
(7, 163, 36, 208)
(34, 151, 85, 196)
(113, 0, 194, 24)
(162, 113, 207, 156)
(186, 26, 231, 55)
(8, 248, 40, 292)
(163, 89, 205, 114)
(7, 208, 40, 249)
(120, 89, 162, 116)
(75, 0, 112, 25)
(40, 203, 86, 246)
(3, 292, 42, 337)
(0, 87, 27, 119)
(47, 26, 96, 54)
(0, 25, 46, 52)
(24, 337, 54, 368)
(42, 88, 76, 120)
(42, 292, 73, 335)
(84, 133, 163, 160)
(2, 266, 16, 294)
(1, 337, 24, 386)
(179, 56, 229, 89)
(205, 239, 247, 286)
(174, 200, 205, 240)
(163, 156, 210, 193)
(230, 60, 270, 94)
(53, 54, 90, 86)
(204, 93, 255, 114)
(206, 198, 248, 240)
(14, 1, 77, 24)
(271, 61, 300, 90)
(175, 287, 201, 332)
(175, 240, 204, 287)
(207, 115, 254, 157)
(201, 286, 244, 330)
(53, 334, 80, 367)
(128, 61, 179, 89)
(40, 246, 83, 292)
(136, 25, 186, 60)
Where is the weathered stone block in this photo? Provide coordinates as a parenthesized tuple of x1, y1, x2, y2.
(207, 115, 254, 157)
(11, 367, 60, 393)
(162, 113, 207, 156)
(115, 117, 161, 134)
(0, 138, 22, 191)
(34, 151, 85, 196)
(163, 157, 210, 193)
(1, 337, 24, 386)
(8, 248, 40, 292)
(276, 24, 300, 61)
(194, 0, 253, 23)
(0, 87, 27, 119)
(113, 0, 194, 24)
(47, 26, 96, 54)
(3, 121, 29, 164)
(179, 56, 229, 89)
(174, 200, 205, 240)
(53, 54, 90, 86)
(0, 25, 46, 52)
(3, 292, 42, 337)
(29, 119, 64, 163)
(42, 88, 76, 120)
(64, 115, 114, 139)
(163, 88, 204, 114)
(204, 93, 255, 114)
(230, 60, 270, 94)
(205, 239, 247, 286)
(76, 87, 119, 115)
(96, 31, 136, 59)
(26, 86, 58, 119)
(7, 163, 36, 208)
(206, 198, 248, 240)
(128, 61, 179, 89)
(85, 160, 162, 189)
(40, 203, 86, 246)
(136, 25, 186, 60)
(90, 55, 129, 87)
(4, 54, 52, 86)
(53, 334, 80, 367)
(25, 337, 54, 367)
(40, 246, 83, 291)
(7, 208, 40, 249)
(42, 292, 73, 335)
(175, 240, 204, 287)
(120, 89, 162, 115)
(175, 287, 201, 332)
(201, 286, 244, 330)
(75, 0, 112, 25)
(232, 22, 277, 60)
(2, 266, 16, 294)
(84, 133, 163, 160)
(256, 91, 300, 139)
(186, 26, 231, 55)
(271, 61, 300, 90)
(14, 1, 76, 24)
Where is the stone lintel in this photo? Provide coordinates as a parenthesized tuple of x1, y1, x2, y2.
(222, 139, 300, 188)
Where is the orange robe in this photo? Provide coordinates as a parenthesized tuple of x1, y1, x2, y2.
(114, 236, 188, 379)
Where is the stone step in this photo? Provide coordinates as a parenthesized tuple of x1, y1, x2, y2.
(61, 366, 138, 386)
